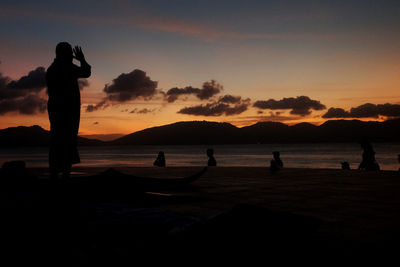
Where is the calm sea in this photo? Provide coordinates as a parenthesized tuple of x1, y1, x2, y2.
(1, 143, 400, 171)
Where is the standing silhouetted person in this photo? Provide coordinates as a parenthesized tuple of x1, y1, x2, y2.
(153, 151, 166, 167)
(270, 151, 283, 171)
(207, 148, 217, 166)
(46, 42, 91, 179)
(357, 141, 380, 171)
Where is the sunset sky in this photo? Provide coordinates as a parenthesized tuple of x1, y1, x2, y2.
(1, 0, 399, 137)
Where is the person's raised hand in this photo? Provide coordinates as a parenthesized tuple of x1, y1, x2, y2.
(73, 46, 85, 61)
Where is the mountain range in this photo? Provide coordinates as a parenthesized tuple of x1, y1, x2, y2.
(1, 119, 399, 147)
(0, 125, 104, 147)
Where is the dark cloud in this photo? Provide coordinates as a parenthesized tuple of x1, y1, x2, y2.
(253, 96, 326, 116)
(130, 108, 155, 114)
(165, 80, 222, 103)
(322, 103, 400, 118)
(0, 67, 46, 100)
(178, 103, 247, 116)
(218, 94, 242, 104)
(198, 80, 223, 100)
(377, 103, 400, 117)
(165, 86, 199, 102)
(86, 100, 108, 112)
(86, 105, 97, 113)
(104, 69, 158, 102)
(6, 67, 46, 91)
(322, 107, 351, 118)
(94, 122, 99, 125)
(86, 69, 158, 112)
(0, 67, 47, 115)
(350, 103, 380, 118)
(0, 73, 10, 91)
(0, 94, 47, 115)
(178, 96, 250, 116)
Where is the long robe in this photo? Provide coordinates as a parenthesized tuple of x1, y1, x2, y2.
(46, 59, 91, 172)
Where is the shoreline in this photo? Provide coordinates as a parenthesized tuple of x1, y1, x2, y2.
(2, 142, 400, 171)
(28, 165, 400, 177)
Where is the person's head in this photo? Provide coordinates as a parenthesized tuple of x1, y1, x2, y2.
(158, 151, 164, 158)
(398, 154, 400, 163)
(206, 148, 214, 157)
(341, 161, 350, 170)
(273, 151, 280, 158)
(55, 42, 73, 62)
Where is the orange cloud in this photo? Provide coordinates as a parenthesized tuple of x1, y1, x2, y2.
(137, 18, 359, 41)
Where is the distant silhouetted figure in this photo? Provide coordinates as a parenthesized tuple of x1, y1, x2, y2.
(357, 141, 380, 171)
(341, 161, 350, 170)
(46, 42, 91, 179)
(270, 151, 283, 171)
(207, 148, 217, 166)
(153, 151, 166, 167)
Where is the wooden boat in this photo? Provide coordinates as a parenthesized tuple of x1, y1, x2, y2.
(56, 167, 208, 198)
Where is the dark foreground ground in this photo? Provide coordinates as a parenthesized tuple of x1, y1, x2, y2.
(1, 166, 400, 265)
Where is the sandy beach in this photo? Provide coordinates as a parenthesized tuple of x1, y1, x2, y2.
(2, 166, 400, 264)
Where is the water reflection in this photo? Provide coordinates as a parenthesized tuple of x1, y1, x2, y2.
(1, 143, 399, 170)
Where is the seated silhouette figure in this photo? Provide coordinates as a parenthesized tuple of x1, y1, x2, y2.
(270, 151, 283, 171)
(341, 161, 350, 170)
(207, 148, 217, 166)
(153, 151, 166, 167)
(46, 42, 91, 179)
(357, 140, 380, 171)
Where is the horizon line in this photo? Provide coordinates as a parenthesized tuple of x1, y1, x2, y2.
(1, 117, 396, 140)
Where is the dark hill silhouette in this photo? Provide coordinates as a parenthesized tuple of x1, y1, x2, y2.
(1, 119, 400, 147)
(240, 122, 290, 143)
(291, 122, 318, 130)
(112, 119, 400, 145)
(317, 119, 387, 142)
(290, 122, 319, 142)
(111, 121, 240, 145)
(0, 125, 104, 147)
